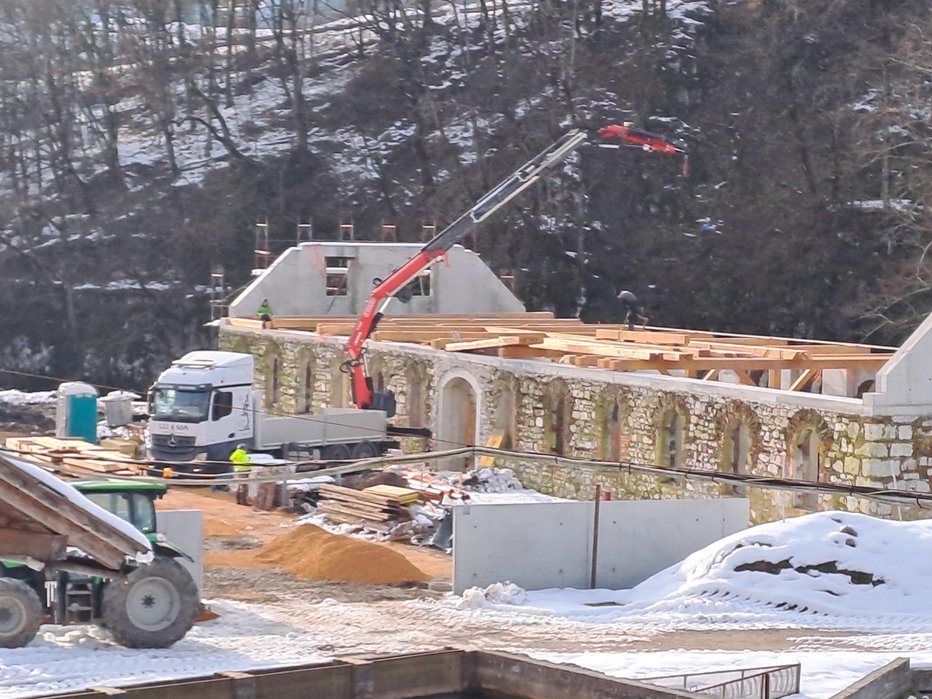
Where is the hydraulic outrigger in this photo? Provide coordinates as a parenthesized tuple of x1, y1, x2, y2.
(343, 124, 686, 413)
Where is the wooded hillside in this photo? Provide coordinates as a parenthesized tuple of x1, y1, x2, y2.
(0, 0, 929, 389)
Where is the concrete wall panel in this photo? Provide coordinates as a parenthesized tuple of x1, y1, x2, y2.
(453, 499, 748, 594)
(453, 502, 593, 593)
(158, 509, 204, 595)
(593, 498, 750, 589)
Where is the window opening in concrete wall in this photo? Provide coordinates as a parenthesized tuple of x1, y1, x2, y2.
(325, 256, 351, 296)
(544, 380, 573, 456)
(856, 379, 876, 398)
(403, 271, 432, 297)
(722, 419, 750, 494)
(657, 409, 685, 468)
(600, 398, 623, 461)
(405, 365, 427, 427)
(790, 427, 821, 510)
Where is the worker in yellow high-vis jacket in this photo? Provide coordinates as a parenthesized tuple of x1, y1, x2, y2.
(230, 444, 252, 505)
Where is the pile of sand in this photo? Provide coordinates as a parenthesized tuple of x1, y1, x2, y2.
(205, 524, 429, 585)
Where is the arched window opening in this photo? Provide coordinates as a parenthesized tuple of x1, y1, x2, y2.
(600, 399, 623, 461)
(301, 361, 314, 413)
(405, 365, 428, 427)
(790, 427, 821, 510)
(657, 409, 685, 468)
(266, 355, 280, 410)
(722, 420, 751, 494)
(330, 357, 350, 408)
(544, 381, 573, 456)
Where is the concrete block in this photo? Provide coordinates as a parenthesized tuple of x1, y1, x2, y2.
(828, 657, 911, 699)
(897, 425, 913, 440)
(864, 424, 886, 441)
(158, 510, 204, 595)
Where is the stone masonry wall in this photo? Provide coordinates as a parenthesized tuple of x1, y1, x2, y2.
(220, 326, 932, 523)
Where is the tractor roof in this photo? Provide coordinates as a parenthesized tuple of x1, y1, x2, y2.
(73, 480, 168, 495)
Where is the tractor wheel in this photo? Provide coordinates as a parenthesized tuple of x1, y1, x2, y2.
(0, 578, 42, 648)
(101, 557, 198, 649)
(350, 441, 379, 460)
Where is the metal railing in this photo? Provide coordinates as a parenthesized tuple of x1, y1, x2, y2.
(640, 664, 801, 699)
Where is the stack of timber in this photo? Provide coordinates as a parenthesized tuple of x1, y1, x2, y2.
(3, 437, 140, 477)
(316, 483, 420, 532)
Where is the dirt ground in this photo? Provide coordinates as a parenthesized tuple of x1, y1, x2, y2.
(155, 487, 864, 656)
(156, 487, 453, 602)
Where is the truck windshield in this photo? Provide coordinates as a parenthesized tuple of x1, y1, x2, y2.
(150, 386, 211, 422)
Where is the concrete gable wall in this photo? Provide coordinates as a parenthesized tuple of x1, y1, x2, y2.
(865, 313, 932, 416)
(229, 242, 524, 317)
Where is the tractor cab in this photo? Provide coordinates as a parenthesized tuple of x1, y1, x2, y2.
(71, 480, 190, 560)
(72, 480, 165, 536)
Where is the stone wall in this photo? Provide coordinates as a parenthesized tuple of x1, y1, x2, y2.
(219, 325, 932, 523)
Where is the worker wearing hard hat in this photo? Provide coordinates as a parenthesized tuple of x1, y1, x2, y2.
(230, 444, 252, 505)
(617, 290, 649, 331)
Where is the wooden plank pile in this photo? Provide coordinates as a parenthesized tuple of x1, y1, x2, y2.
(316, 483, 420, 532)
(228, 312, 898, 393)
(3, 437, 141, 477)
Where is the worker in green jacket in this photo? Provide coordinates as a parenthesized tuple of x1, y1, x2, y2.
(257, 298, 273, 322)
(230, 443, 252, 505)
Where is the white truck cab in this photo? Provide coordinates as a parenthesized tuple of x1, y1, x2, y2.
(147, 351, 395, 470)
(148, 351, 255, 466)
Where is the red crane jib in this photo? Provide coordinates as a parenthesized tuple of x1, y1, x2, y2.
(597, 124, 683, 154)
(346, 124, 685, 411)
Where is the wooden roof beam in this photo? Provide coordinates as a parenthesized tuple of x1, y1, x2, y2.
(443, 334, 546, 352)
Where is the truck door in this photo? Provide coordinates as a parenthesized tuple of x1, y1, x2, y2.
(208, 387, 252, 446)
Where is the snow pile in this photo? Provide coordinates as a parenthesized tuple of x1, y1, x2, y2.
(0, 389, 56, 406)
(619, 511, 932, 620)
(458, 582, 531, 610)
(451, 512, 932, 632)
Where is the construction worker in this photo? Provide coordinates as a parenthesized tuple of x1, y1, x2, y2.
(257, 298, 273, 323)
(230, 443, 252, 505)
(617, 290, 649, 331)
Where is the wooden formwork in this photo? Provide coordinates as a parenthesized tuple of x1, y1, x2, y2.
(40, 649, 701, 698)
(227, 313, 896, 392)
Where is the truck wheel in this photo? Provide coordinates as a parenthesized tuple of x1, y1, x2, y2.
(0, 578, 42, 648)
(322, 444, 351, 462)
(350, 441, 379, 459)
(101, 557, 198, 649)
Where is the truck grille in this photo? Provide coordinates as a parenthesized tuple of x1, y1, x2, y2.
(150, 434, 196, 449)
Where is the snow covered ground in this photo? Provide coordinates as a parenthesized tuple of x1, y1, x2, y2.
(3, 511, 932, 698)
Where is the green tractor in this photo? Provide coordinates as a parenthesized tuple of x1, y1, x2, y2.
(0, 480, 199, 649)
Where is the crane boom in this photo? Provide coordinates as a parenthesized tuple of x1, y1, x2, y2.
(344, 125, 685, 413)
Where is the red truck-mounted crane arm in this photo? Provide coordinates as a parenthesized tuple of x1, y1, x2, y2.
(344, 125, 685, 414)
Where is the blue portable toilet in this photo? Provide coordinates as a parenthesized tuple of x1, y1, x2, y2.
(55, 382, 99, 444)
